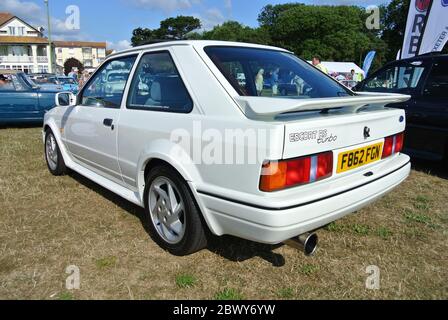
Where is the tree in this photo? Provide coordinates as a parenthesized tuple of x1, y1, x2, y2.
(159, 16, 201, 40)
(201, 21, 271, 44)
(131, 27, 156, 47)
(380, 0, 410, 61)
(63, 58, 83, 76)
(261, 4, 386, 65)
(131, 16, 201, 46)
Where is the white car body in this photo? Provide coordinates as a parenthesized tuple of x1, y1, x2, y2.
(43, 40, 411, 247)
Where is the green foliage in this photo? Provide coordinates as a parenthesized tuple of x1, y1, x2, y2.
(215, 288, 244, 300)
(131, 16, 202, 46)
(277, 287, 294, 299)
(95, 256, 117, 269)
(351, 224, 370, 236)
(175, 274, 197, 288)
(380, 0, 410, 61)
(160, 16, 202, 40)
(130, 2, 443, 69)
(300, 264, 319, 276)
(376, 226, 392, 239)
(200, 21, 271, 44)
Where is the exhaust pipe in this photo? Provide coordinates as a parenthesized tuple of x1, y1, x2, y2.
(284, 233, 318, 256)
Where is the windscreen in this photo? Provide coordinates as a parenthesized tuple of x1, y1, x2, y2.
(204, 46, 352, 99)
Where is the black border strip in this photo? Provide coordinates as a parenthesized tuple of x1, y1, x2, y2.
(197, 161, 410, 211)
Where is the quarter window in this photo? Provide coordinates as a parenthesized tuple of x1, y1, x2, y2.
(127, 51, 193, 113)
(81, 55, 137, 108)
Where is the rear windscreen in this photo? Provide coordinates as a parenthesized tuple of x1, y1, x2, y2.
(204, 46, 352, 99)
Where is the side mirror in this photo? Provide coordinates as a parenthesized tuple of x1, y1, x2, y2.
(55, 92, 77, 107)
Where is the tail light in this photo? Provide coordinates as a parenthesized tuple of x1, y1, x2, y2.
(260, 151, 333, 192)
(382, 132, 405, 159)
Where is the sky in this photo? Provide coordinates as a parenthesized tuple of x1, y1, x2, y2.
(0, 0, 390, 51)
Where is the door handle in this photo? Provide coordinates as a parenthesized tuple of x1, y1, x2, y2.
(103, 118, 114, 130)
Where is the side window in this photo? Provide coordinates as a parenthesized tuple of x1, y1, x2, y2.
(423, 61, 448, 98)
(81, 55, 137, 108)
(127, 51, 193, 113)
(365, 62, 426, 93)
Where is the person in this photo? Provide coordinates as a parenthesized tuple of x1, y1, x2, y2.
(68, 68, 78, 81)
(312, 56, 329, 75)
(349, 69, 356, 81)
(255, 68, 264, 96)
(79, 70, 90, 88)
(271, 67, 280, 96)
(292, 74, 305, 95)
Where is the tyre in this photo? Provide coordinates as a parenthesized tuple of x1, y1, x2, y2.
(44, 129, 67, 176)
(144, 165, 207, 256)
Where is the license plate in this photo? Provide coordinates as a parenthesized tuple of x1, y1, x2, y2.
(337, 142, 383, 173)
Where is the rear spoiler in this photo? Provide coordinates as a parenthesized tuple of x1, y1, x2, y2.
(235, 92, 411, 120)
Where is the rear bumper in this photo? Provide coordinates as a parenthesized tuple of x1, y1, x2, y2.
(196, 154, 410, 244)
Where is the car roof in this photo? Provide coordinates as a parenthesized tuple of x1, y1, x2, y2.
(390, 53, 448, 65)
(108, 40, 292, 58)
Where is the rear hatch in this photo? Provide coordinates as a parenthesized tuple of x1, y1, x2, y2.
(237, 92, 409, 179)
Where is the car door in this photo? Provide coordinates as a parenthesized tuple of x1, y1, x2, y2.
(405, 59, 448, 160)
(117, 50, 194, 189)
(62, 55, 138, 183)
(0, 72, 39, 122)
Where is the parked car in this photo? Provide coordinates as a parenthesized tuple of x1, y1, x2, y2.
(28, 73, 56, 84)
(0, 70, 59, 124)
(45, 76, 79, 94)
(43, 41, 410, 256)
(354, 53, 448, 162)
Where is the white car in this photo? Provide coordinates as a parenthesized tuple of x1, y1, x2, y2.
(43, 41, 411, 256)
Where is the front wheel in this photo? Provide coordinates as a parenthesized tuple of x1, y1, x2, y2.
(144, 165, 207, 256)
(45, 130, 67, 176)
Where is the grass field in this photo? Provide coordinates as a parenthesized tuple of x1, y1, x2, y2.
(0, 127, 447, 300)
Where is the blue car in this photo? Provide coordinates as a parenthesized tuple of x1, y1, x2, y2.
(40, 76, 79, 94)
(0, 70, 61, 124)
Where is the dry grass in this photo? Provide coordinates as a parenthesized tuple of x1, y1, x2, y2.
(0, 127, 447, 300)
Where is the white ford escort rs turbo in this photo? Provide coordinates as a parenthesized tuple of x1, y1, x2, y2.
(43, 41, 411, 256)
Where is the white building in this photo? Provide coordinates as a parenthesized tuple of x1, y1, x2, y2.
(54, 41, 107, 71)
(0, 12, 55, 73)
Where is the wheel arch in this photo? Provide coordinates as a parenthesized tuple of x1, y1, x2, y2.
(137, 154, 220, 236)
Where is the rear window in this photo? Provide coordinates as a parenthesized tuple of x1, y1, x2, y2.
(204, 46, 352, 99)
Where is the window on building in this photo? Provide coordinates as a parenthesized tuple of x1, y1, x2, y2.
(17, 27, 25, 36)
(97, 48, 106, 57)
(58, 48, 63, 53)
(84, 59, 93, 67)
(8, 27, 16, 35)
(69, 48, 74, 55)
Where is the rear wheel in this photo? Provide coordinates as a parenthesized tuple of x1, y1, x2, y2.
(144, 165, 207, 256)
(45, 130, 67, 176)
